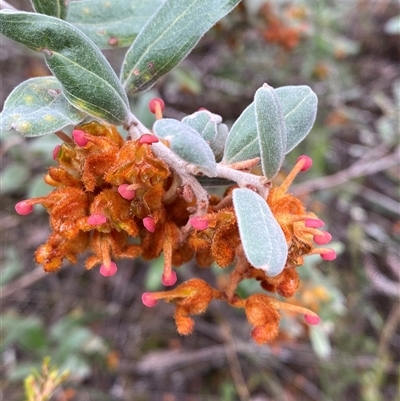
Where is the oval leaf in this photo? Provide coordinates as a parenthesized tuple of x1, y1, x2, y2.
(232, 188, 288, 277)
(255, 84, 287, 179)
(121, 0, 242, 94)
(222, 102, 258, 164)
(31, 0, 69, 19)
(182, 110, 226, 160)
(223, 85, 317, 164)
(153, 118, 217, 177)
(275, 85, 318, 154)
(0, 77, 86, 137)
(67, 0, 163, 49)
(0, 11, 130, 125)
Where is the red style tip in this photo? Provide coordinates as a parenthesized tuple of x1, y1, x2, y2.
(189, 217, 209, 230)
(305, 218, 325, 228)
(148, 98, 165, 114)
(143, 216, 156, 233)
(139, 134, 159, 144)
(304, 314, 320, 325)
(52, 145, 61, 160)
(88, 214, 107, 225)
(99, 261, 117, 277)
(162, 270, 177, 286)
(15, 201, 34, 215)
(118, 184, 136, 200)
(296, 155, 313, 171)
(198, 107, 208, 111)
(142, 292, 158, 307)
(320, 249, 337, 261)
(72, 130, 88, 147)
(313, 231, 332, 245)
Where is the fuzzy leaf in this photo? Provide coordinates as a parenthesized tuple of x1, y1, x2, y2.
(182, 110, 226, 160)
(222, 102, 257, 164)
(31, 0, 69, 19)
(121, 0, 242, 94)
(223, 85, 317, 164)
(233, 188, 288, 277)
(275, 85, 317, 153)
(255, 84, 286, 179)
(0, 77, 86, 137)
(0, 11, 130, 125)
(67, 0, 163, 49)
(153, 118, 217, 177)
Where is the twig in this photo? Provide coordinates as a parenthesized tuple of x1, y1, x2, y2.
(220, 320, 251, 401)
(0, 0, 17, 10)
(291, 146, 400, 196)
(363, 253, 399, 298)
(1, 266, 48, 300)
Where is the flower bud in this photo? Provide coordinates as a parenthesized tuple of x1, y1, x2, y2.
(162, 270, 177, 286)
(313, 231, 332, 245)
(139, 134, 159, 144)
(143, 216, 156, 233)
(88, 214, 107, 226)
(189, 217, 209, 230)
(142, 292, 158, 307)
(118, 184, 136, 200)
(15, 200, 34, 215)
(72, 129, 88, 147)
(99, 261, 117, 277)
(296, 155, 312, 171)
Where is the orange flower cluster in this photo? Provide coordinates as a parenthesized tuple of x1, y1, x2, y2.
(16, 113, 335, 343)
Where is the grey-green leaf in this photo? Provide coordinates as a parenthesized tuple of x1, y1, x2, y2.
(223, 85, 317, 164)
(0, 77, 86, 137)
(153, 118, 217, 177)
(121, 0, 242, 94)
(182, 110, 226, 160)
(31, 0, 69, 20)
(233, 188, 288, 277)
(222, 102, 258, 164)
(67, 0, 163, 50)
(255, 84, 286, 179)
(0, 11, 130, 125)
(275, 85, 318, 153)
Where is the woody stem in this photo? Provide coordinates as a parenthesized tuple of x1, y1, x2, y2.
(224, 246, 250, 303)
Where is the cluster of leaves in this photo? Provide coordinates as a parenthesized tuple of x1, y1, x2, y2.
(0, 0, 337, 348)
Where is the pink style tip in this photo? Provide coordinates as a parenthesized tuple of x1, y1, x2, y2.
(304, 314, 320, 325)
(189, 217, 209, 231)
(148, 98, 165, 114)
(305, 218, 325, 228)
(313, 231, 332, 245)
(15, 201, 34, 216)
(142, 292, 158, 307)
(118, 184, 136, 200)
(297, 155, 313, 171)
(99, 261, 117, 277)
(143, 216, 156, 233)
(320, 249, 337, 261)
(72, 129, 88, 147)
(162, 271, 177, 286)
(139, 134, 159, 144)
(88, 214, 107, 225)
(52, 145, 61, 160)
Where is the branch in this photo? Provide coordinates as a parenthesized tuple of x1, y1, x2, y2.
(0, 266, 48, 300)
(291, 146, 400, 196)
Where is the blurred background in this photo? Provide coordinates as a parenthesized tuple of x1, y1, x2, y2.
(1, 0, 399, 400)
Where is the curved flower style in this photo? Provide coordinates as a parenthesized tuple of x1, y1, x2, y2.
(16, 115, 336, 344)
